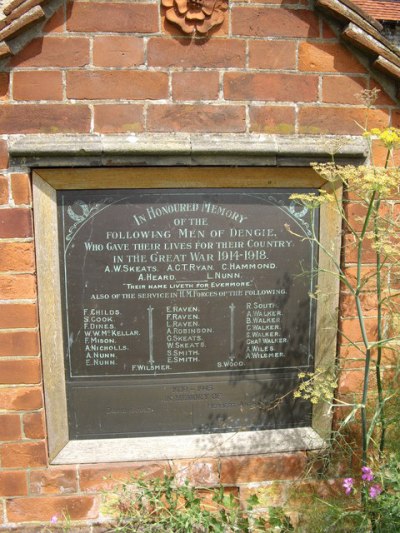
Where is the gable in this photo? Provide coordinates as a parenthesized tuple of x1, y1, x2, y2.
(0, 0, 398, 139)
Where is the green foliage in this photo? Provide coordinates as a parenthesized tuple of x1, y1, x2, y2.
(104, 473, 268, 532)
(294, 457, 400, 533)
(368, 455, 400, 532)
(288, 90, 400, 532)
(297, 498, 369, 533)
(294, 367, 337, 404)
(267, 507, 294, 532)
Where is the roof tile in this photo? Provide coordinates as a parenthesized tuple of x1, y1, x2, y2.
(352, 0, 400, 21)
(0, 5, 44, 41)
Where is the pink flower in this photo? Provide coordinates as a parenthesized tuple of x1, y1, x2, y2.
(50, 515, 58, 524)
(369, 484, 382, 499)
(361, 466, 374, 482)
(343, 477, 354, 495)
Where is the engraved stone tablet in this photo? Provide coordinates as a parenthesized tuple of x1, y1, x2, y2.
(58, 188, 318, 439)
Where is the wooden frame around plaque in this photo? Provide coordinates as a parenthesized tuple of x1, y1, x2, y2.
(33, 167, 341, 463)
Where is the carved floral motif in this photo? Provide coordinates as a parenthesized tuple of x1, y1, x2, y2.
(162, 0, 228, 35)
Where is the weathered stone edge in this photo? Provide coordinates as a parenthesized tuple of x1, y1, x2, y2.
(53, 427, 325, 464)
(9, 134, 368, 167)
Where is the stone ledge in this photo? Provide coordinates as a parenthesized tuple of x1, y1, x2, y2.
(52, 427, 325, 465)
(9, 133, 368, 168)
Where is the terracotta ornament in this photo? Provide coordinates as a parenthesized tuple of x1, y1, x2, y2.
(162, 0, 228, 35)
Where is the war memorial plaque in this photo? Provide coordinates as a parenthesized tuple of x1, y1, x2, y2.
(58, 188, 319, 439)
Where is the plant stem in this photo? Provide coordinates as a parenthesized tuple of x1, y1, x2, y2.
(374, 147, 392, 458)
(355, 191, 376, 467)
(373, 198, 386, 458)
(360, 348, 372, 469)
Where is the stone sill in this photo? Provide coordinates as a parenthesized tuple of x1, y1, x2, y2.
(9, 133, 368, 168)
(52, 427, 324, 464)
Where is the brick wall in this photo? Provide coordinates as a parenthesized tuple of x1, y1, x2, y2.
(0, 0, 399, 529)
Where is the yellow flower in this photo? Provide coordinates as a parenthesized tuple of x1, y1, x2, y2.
(290, 190, 334, 209)
(364, 127, 400, 149)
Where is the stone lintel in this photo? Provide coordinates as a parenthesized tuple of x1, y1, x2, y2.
(9, 134, 368, 168)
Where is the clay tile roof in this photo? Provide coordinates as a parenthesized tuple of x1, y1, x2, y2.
(352, 0, 400, 22)
(316, 0, 400, 83)
(0, 0, 49, 59)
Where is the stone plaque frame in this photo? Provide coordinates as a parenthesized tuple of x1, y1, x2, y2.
(33, 167, 341, 464)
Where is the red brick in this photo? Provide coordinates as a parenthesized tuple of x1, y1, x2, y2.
(339, 317, 378, 344)
(371, 138, 400, 167)
(342, 265, 381, 291)
(0, 471, 27, 497)
(171, 459, 219, 486)
(342, 233, 376, 265)
(322, 75, 367, 104)
(344, 201, 390, 233)
(67, 71, 168, 100)
(93, 36, 144, 67)
(220, 453, 307, 483)
(0, 208, 32, 238)
(338, 368, 372, 394)
(10, 173, 31, 205)
(148, 37, 245, 68)
(0, 414, 21, 440)
(338, 343, 365, 365)
(249, 40, 296, 69)
(250, 106, 295, 134)
(239, 0, 301, 5)
(232, 7, 319, 37)
(147, 104, 246, 133)
(0, 387, 43, 411)
(380, 345, 400, 365)
(0, 174, 8, 204)
(299, 42, 365, 73)
(0, 140, 9, 169)
(43, 5, 65, 33)
(0, 72, 9, 100)
(224, 73, 318, 102)
(0, 242, 35, 272)
(340, 291, 378, 319)
(370, 80, 397, 106)
(0, 105, 91, 134)
(67, 1, 158, 33)
(23, 411, 46, 439)
(299, 107, 389, 135)
(1, 441, 47, 467)
(94, 105, 144, 134)
(11, 37, 89, 67)
(13, 71, 63, 101)
(7, 495, 99, 522)
(0, 303, 37, 328)
(172, 72, 219, 101)
(389, 264, 400, 289)
(391, 109, 400, 128)
(30, 467, 77, 495)
(0, 359, 41, 384)
(79, 462, 166, 491)
(0, 274, 36, 300)
(322, 20, 337, 39)
(0, 332, 39, 357)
